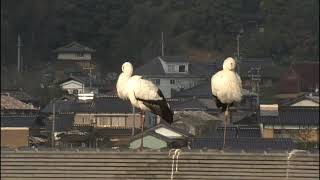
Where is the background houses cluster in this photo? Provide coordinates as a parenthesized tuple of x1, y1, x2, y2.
(1, 42, 319, 152)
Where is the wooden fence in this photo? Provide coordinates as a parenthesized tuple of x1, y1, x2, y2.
(1, 150, 319, 180)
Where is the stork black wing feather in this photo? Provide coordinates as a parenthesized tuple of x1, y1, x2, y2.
(135, 89, 173, 124)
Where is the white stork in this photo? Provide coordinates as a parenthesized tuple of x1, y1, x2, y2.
(116, 62, 173, 149)
(211, 57, 242, 149)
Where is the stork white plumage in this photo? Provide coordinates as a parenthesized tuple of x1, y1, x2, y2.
(116, 62, 173, 150)
(211, 57, 242, 149)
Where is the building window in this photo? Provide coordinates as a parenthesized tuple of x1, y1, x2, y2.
(170, 79, 175, 85)
(153, 79, 160, 85)
(72, 89, 78, 94)
(168, 64, 175, 72)
(76, 53, 85, 57)
(179, 65, 186, 72)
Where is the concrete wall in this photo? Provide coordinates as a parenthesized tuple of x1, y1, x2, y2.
(150, 77, 204, 98)
(1, 151, 319, 179)
(262, 128, 274, 138)
(1, 127, 29, 148)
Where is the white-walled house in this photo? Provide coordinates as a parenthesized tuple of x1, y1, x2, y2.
(59, 77, 86, 94)
(135, 56, 211, 98)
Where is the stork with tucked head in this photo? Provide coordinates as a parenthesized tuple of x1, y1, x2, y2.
(211, 57, 242, 148)
(116, 62, 173, 150)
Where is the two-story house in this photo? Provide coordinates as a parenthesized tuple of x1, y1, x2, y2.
(41, 95, 143, 148)
(135, 56, 210, 98)
(53, 41, 96, 81)
(260, 106, 319, 145)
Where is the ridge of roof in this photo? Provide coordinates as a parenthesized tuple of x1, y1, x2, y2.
(53, 41, 96, 53)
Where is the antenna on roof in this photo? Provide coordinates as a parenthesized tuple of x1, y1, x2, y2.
(161, 32, 164, 57)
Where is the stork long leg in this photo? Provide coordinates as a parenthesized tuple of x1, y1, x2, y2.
(223, 104, 229, 149)
(140, 112, 145, 151)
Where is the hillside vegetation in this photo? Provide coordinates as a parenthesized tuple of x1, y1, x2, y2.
(1, 0, 319, 70)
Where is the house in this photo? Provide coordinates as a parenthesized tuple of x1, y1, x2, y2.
(260, 106, 319, 143)
(172, 111, 222, 136)
(129, 123, 192, 150)
(41, 96, 144, 148)
(59, 76, 86, 94)
(274, 62, 319, 102)
(1, 95, 45, 148)
(215, 57, 283, 90)
(53, 41, 96, 81)
(1, 88, 39, 107)
(135, 56, 210, 98)
(58, 74, 107, 95)
(240, 58, 283, 89)
(1, 95, 37, 112)
(172, 81, 258, 111)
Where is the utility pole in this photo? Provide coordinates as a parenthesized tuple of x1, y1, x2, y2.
(52, 100, 56, 148)
(2, 7, 8, 65)
(248, 67, 261, 107)
(236, 28, 244, 75)
(161, 32, 164, 57)
(132, 106, 136, 136)
(17, 34, 23, 73)
(84, 64, 95, 90)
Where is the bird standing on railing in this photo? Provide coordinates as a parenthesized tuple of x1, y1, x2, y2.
(211, 57, 242, 149)
(116, 62, 173, 150)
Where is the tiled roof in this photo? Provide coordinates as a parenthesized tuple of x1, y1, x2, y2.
(41, 97, 134, 114)
(233, 113, 259, 125)
(92, 97, 133, 113)
(158, 56, 190, 62)
(58, 75, 106, 89)
(173, 83, 212, 98)
(173, 82, 257, 98)
(44, 114, 75, 132)
(260, 107, 319, 126)
(1, 95, 37, 110)
(1, 115, 43, 127)
(191, 137, 294, 151)
(131, 122, 192, 142)
(170, 98, 209, 111)
(280, 94, 319, 106)
(135, 56, 211, 77)
(212, 126, 261, 138)
(173, 111, 222, 125)
(53, 41, 96, 53)
(215, 57, 283, 79)
(94, 127, 140, 137)
(1, 88, 36, 103)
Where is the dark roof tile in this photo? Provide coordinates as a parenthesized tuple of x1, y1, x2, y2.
(1, 115, 38, 127)
(212, 126, 261, 138)
(53, 41, 96, 53)
(260, 107, 319, 126)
